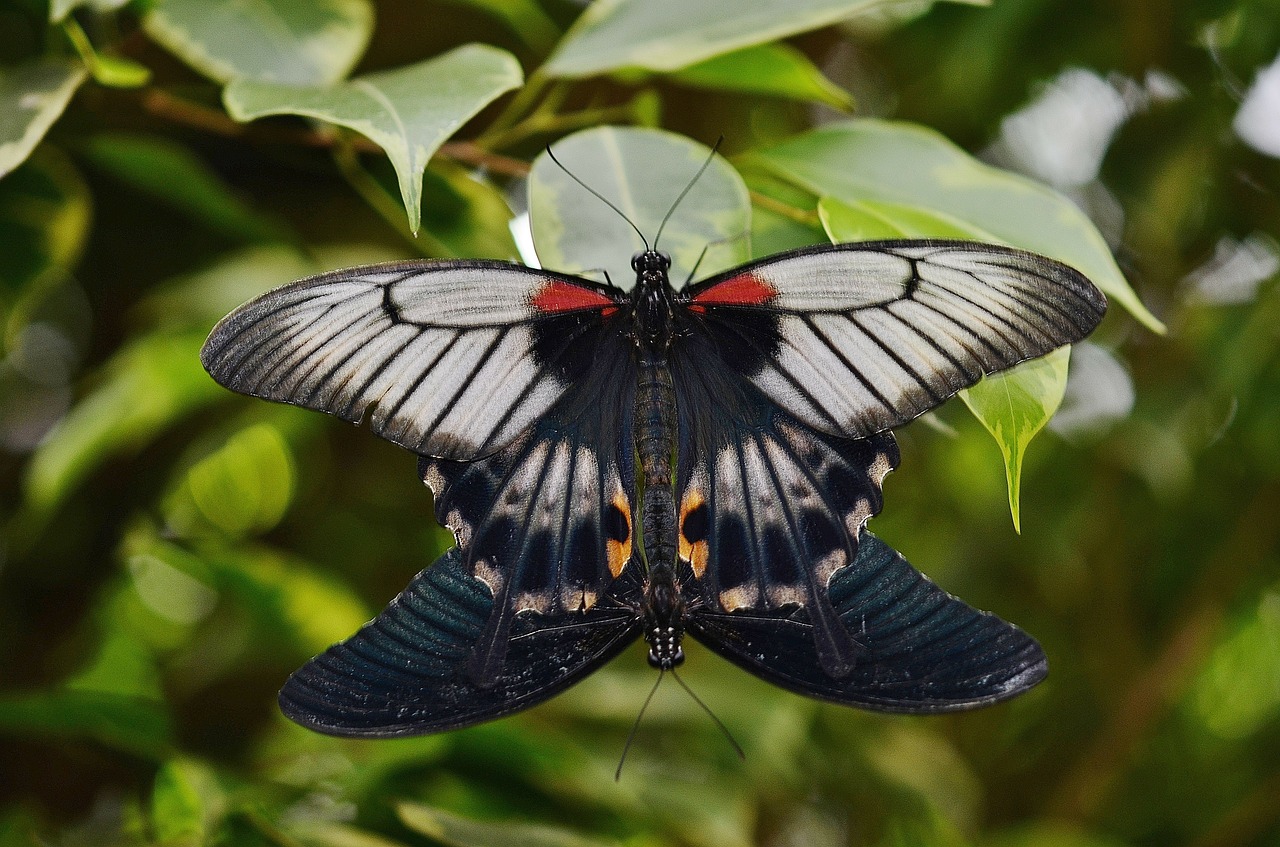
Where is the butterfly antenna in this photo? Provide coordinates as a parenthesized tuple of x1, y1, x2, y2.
(654, 136, 724, 252)
(671, 668, 745, 761)
(546, 145, 649, 251)
(616, 670, 665, 781)
(682, 244, 711, 287)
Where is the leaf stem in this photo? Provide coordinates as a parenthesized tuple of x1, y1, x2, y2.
(748, 189, 820, 224)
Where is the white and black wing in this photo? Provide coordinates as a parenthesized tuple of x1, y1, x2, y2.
(200, 260, 624, 460)
(682, 240, 1107, 440)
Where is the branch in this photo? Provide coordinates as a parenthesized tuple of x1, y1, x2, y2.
(137, 89, 531, 177)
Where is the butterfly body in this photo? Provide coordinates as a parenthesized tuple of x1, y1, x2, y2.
(201, 237, 1107, 736)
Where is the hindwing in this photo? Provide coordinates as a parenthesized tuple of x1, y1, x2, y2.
(670, 323, 900, 677)
(689, 530, 1047, 712)
(280, 547, 644, 736)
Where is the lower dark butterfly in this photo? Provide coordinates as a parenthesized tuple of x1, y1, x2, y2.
(200, 175, 1105, 736)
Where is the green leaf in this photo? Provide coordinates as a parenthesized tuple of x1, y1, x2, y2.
(750, 119, 1164, 332)
(223, 45, 524, 234)
(441, 0, 561, 52)
(0, 147, 91, 337)
(415, 160, 519, 259)
(164, 423, 296, 540)
(668, 43, 853, 110)
(22, 331, 225, 518)
(142, 0, 373, 85)
(527, 126, 750, 286)
(212, 546, 371, 655)
(960, 346, 1071, 532)
(1191, 589, 1280, 739)
(0, 58, 87, 178)
(545, 0, 976, 77)
(81, 133, 293, 243)
(397, 803, 622, 847)
(151, 758, 226, 847)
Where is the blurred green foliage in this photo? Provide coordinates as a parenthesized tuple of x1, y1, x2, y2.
(1, 0, 1278, 846)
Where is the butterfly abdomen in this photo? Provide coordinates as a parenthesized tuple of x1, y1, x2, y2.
(635, 354, 678, 571)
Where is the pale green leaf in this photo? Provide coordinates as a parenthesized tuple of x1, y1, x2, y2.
(545, 0, 978, 77)
(224, 45, 523, 233)
(669, 43, 852, 110)
(81, 133, 293, 243)
(0, 58, 87, 178)
(397, 803, 622, 847)
(528, 126, 750, 286)
(751, 120, 1164, 332)
(151, 758, 226, 847)
(143, 0, 373, 85)
(960, 346, 1072, 531)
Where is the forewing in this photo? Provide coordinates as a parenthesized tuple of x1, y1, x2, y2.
(420, 326, 638, 683)
(684, 240, 1106, 440)
(200, 260, 621, 460)
(280, 547, 642, 736)
(688, 530, 1047, 712)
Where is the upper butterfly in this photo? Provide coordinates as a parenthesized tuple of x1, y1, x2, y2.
(201, 229, 1105, 736)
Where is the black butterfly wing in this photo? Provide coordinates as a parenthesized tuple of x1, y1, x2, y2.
(419, 318, 639, 685)
(200, 260, 623, 460)
(683, 240, 1106, 441)
(280, 547, 643, 736)
(687, 530, 1047, 712)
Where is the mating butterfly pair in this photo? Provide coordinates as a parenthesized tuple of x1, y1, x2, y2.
(201, 214, 1103, 736)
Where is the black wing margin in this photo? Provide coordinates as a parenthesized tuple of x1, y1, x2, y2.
(684, 240, 1106, 441)
(687, 530, 1047, 712)
(280, 548, 642, 736)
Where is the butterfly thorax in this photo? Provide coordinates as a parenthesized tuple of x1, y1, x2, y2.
(642, 569, 687, 669)
(630, 249, 676, 348)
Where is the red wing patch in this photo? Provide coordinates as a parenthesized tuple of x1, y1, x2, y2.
(531, 279, 618, 315)
(690, 273, 778, 312)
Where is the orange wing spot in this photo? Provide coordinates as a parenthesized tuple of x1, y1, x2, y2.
(679, 490, 710, 578)
(531, 279, 617, 315)
(691, 272, 777, 307)
(605, 491, 632, 578)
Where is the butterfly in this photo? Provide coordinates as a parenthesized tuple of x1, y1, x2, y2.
(200, 231, 1105, 736)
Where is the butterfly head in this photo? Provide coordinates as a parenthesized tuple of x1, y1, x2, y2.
(631, 249, 672, 282)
